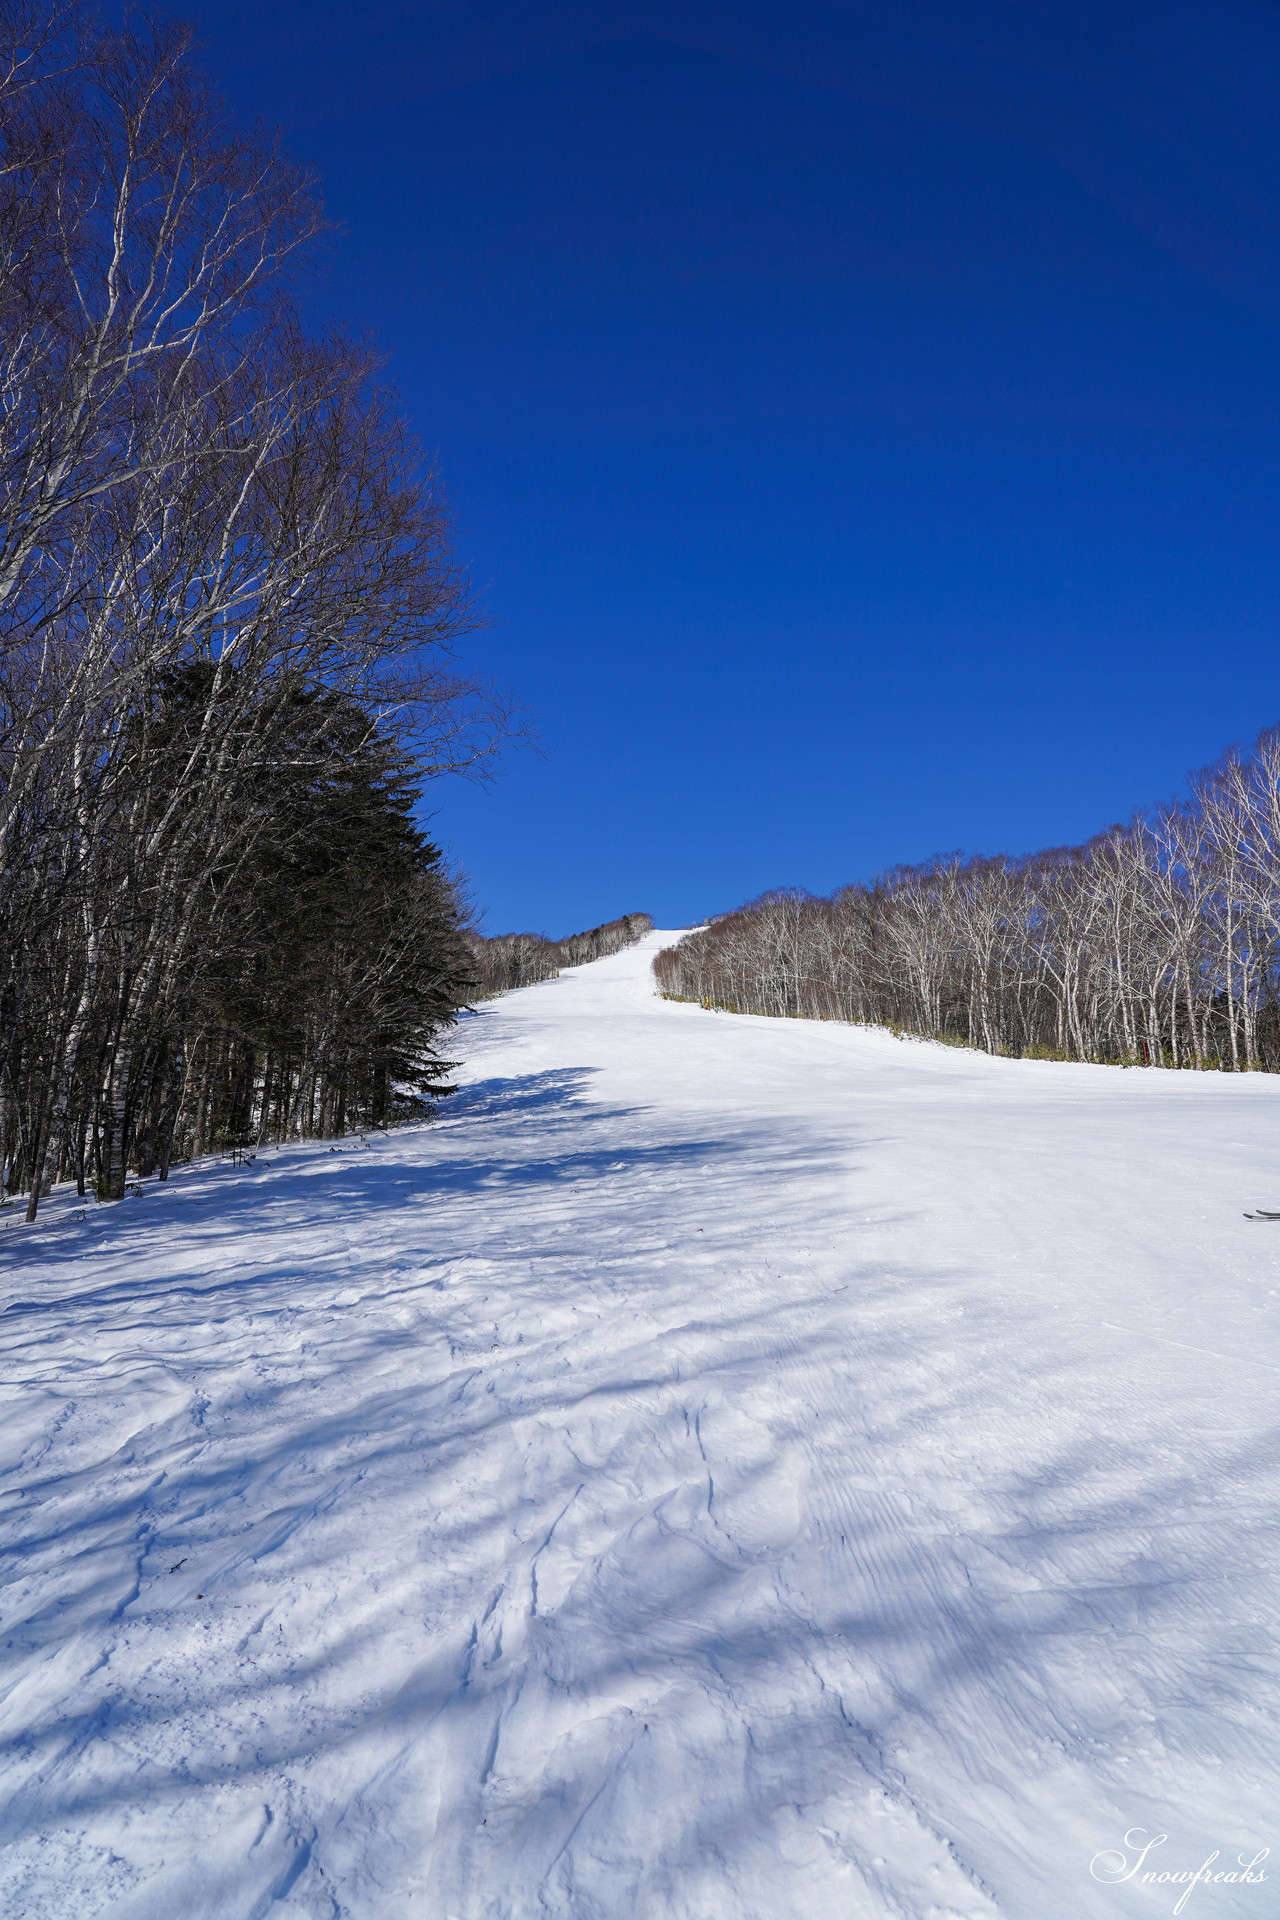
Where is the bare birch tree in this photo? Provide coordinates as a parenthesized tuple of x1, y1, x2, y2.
(654, 728, 1280, 1076)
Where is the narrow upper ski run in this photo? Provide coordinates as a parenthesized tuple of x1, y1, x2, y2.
(3, 931, 1279, 1919)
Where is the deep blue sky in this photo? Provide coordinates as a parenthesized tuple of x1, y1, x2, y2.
(190, 0, 1280, 934)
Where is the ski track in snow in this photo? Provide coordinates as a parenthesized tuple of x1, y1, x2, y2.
(1, 931, 1279, 1919)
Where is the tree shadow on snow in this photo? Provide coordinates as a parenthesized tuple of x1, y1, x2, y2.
(3, 1067, 1278, 1913)
(0, 1069, 734, 1314)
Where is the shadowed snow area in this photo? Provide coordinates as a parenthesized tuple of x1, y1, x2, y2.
(3, 930, 1280, 1918)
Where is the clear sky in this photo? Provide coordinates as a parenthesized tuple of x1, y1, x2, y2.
(188, 0, 1280, 935)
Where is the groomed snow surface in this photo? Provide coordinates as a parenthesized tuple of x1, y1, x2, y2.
(2, 931, 1279, 1920)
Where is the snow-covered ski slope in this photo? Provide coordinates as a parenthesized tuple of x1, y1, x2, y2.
(3, 929, 1279, 1920)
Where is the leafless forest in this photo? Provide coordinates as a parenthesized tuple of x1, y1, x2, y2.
(655, 730, 1280, 1071)
(466, 913, 653, 998)
(0, 5, 498, 1221)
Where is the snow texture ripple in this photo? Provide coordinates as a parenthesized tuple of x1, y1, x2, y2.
(1, 931, 1278, 1918)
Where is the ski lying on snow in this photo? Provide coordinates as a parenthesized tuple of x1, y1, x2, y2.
(1244, 1209, 1280, 1220)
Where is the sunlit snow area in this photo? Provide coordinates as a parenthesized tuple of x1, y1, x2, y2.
(2, 931, 1278, 1919)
